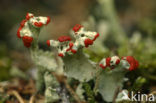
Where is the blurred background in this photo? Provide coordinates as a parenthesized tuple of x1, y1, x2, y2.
(0, 0, 156, 102)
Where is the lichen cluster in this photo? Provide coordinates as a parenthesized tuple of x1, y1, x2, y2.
(16, 13, 139, 103)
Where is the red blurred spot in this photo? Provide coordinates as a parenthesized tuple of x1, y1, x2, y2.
(66, 42, 73, 51)
(17, 27, 22, 38)
(47, 40, 50, 46)
(58, 53, 64, 57)
(22, 36, 33, 48)
(93, 33, 99, 41)
(69, 42, 73, 47)
(116, 59, 120, 65)
(71, 49, 77, 54)
(58, 36, 71, 42)
(34, 22, 43, 27)
(46, 16, 51, 25)
(84, 38, 93, 47)
(20, 19, 27, 27)
(26, 13, 33, 20)
(99, 64, 106, 69)
(73, 24, 83, 32)
(123, 56, 139, 71)
(106, 57, 111, 67)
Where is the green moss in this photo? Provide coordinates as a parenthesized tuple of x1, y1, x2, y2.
(0, 44, 11, 81)
(83, 82, 96, 103)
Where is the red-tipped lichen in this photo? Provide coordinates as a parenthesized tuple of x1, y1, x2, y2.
(72, 24, 83, 32)
(58, 36, 71, 42)
(22, 36, 33, 48)
(122, 56, 139, 71)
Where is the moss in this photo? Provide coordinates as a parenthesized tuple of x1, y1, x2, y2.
(0, 44, 11, 81)
(83, 82, 96, 103)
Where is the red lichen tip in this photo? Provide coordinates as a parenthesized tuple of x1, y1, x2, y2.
(26, 13, 34, 20)
(22, 36, 33, 48)
(34, 22, 43, 27)
(20, 19, 27, 27)
(46, 16, 51, 25)
(73, 24, 83, 32)
(122, 56, 139, 71)
(116, 59, 120, 65)
(58, 36, 71, 42)
(69, 42, 73, 48)
(99, 64, 106, 69)
(106, 57, 111, 67)
(58, 53, 64, 57)
(71, 49, 77, 54)
(93, 33, 99, 41)
(47, 40, 50, 46)
(84, 38, 93, 48)
(17, 27, 22, 38)
(66, 42, 74, 51)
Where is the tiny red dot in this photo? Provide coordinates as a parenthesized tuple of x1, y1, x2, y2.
(116, 59, 120, 65)
(84, 38, 93, 48)
(99, 64, 106, 69)
(58, 53, 64, 57)
(46, 16, 51, 25)
(34, 22, 43, 27)
(71, 49, 77, 54)
(47, 40, 50, 46)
